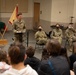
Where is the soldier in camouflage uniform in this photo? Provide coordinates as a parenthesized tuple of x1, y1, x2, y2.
(51, 24, 63, 44)
(13, 13, 26, 43)
(35, 26, 47, 45)
(65, 24, 76, 51)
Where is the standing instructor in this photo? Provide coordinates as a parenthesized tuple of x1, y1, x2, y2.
(13, 12, 26, 43)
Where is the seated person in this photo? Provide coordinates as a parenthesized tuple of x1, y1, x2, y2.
(65, 24, 76, 51)
(24, 46, 41, 71)
(35, 26, 47, 45)
(51, 23, 63, 44)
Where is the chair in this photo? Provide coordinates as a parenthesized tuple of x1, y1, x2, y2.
(35, 42, 45, 50)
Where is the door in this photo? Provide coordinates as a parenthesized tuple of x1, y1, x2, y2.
(33, 3, 40, 30)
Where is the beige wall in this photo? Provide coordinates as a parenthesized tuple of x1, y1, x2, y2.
(73, 0, 76, 23)
(40, 0, 52, 33)
(51, 0, 74, 24)
(0, 0, 33, 18)
(73, 0, 76, 28)
(40, 0, 52, 21)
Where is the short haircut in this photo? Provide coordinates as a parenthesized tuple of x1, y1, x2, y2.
(60, 47, 67, 56)
(0, 50, 7, 62)
(26, 46, 35, 57)
(45, 39, 61, 56)
(8, 43, 26, 64)
(42, 48, 49, 60)
(17, 12, 22, 17)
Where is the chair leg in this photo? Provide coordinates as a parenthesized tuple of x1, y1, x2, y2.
(35, 43, 37, 49)
(35, 42, 45, 50)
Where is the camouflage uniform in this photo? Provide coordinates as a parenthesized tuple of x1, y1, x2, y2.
(51, 28, 63, 44)
(65, 27, 76, 51)
(13, 19, 26, 43)
(35, 30, 47, 45)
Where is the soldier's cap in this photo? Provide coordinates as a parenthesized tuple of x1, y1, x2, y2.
(17, 12, 22, 16)
(56, 24, 60, 27)
(68, 25, 73, 29)
(38, 26, 42, 29)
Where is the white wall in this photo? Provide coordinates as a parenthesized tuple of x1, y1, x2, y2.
(51, 0, 74, 23)
(40, 0, 52, 21)
(73, 0, 76, 23)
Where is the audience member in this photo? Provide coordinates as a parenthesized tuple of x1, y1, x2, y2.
(0, 50, 11, 73)
(1, 43, 38, 75)
(37, 39, 70, 75)
(73, 42, 76, 75)
(24, 46, 40, 71)
(60, 47, 74, 75)
(69, 43, 76, 70)
(41, 48, 49, 60)
(60, 46, 70, 64)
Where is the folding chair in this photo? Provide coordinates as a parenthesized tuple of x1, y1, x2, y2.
(35, 42, 45, 50)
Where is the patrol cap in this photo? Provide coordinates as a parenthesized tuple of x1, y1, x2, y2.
(56, 24, 60, 28)
(68, 24, 73, 29)
(17, 12, 22, 17)
(38, 26, 42, 29)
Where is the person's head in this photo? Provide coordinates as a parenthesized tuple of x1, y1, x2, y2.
(26, 46, 35, 57)
(0, 50, 8, 63)
(56, 23, 60, 29)
(60, 46, 67, 57)
(41, 48, 50, 60)
(38, 26, 42, 31)
(60, 46, 70, 64)
(68, 24, 73, 29)
(8, 43, 26, 65)
(45, 39, 61, 56)
(17, 12, 22, 21)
